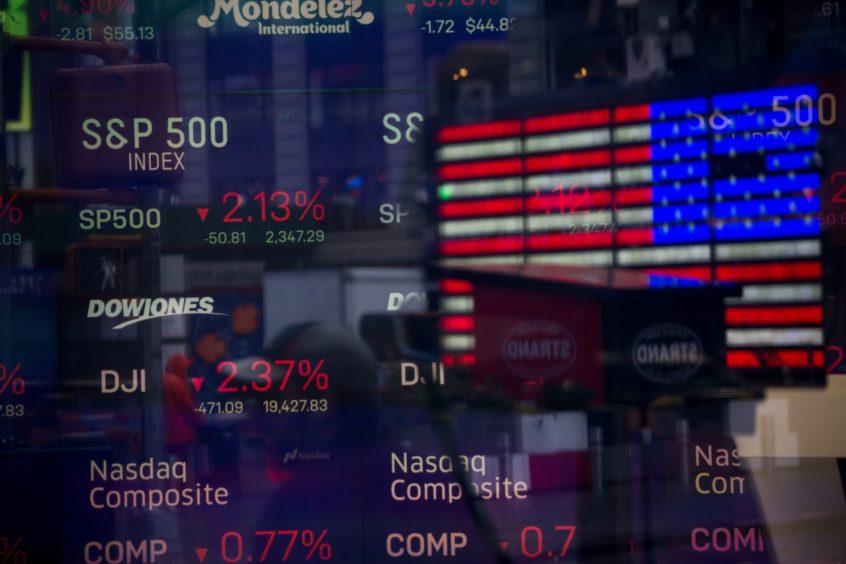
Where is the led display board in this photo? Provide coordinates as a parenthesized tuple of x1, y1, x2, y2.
(434, 85, 825, 383)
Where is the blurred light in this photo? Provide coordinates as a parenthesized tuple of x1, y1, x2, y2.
(645, 266, 712, 281)
(443, 255, 524, 265)
(616, 207, 654, 225)
(713, 85, 818, 112)
(725, 283, 822, 304)
(615, 186, 653, 206)
(439, 216, 524, 237)
(528, 250, 613, 266)
(716, 261, 821, 282)
(442, 334, 475, 351)
(527, 170, 613, 189)
(528, 210, 613, 231)
(525, 109, 610, 133)
(437, 120, 522, 143)
(441, 315, 474, 332)
(440, 235, 524, 255)
(726, 328, 823, 346)
(441, 296, 474, 312)
(616, 227, 653, 246)
(715, 240, 820, 261)
(727, 349, 823, 368)
(438, 158, 523, 181)
(441, 279, 473, 294)
(528, 231, 613, 251)
(714, 218, 820, 241)
(525, 149, 611, 173)
(345, 174, 364, 189)
(613, 104, 651, 123)
(617, 245, 711, 266)
(525, 128, 611, 153)
(438, 178, 523, 200)
(436, 138, 522, 162)
(527, 189, 613, 213)
(725, 305, 823, 325)
(438, 196, 523, 218)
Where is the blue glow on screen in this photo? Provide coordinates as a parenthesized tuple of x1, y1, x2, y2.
(651, 119, 708, 139)
(712, 85, 818, 112)
(654, 203, 710, 223)
(653, 161, 709, 182)
(714, 218, 821, 240)
(766, 152, 815, 171)
(713, 129, 819, 154)
(653, 181, 711, 203)
(652, 139, 708, 161)
(654, 222, 711, 244)
(648, 274, 706, 288)
(714, 173, 819, 199)
(726, 110, 818, 131)
(651, 98, 708, 120)
(714, 197, 819, 219)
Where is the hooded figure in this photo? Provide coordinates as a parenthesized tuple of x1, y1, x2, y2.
(163, 353, 200, 458)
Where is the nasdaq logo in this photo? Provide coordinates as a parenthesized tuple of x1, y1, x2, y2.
(282, 449, 330, 464)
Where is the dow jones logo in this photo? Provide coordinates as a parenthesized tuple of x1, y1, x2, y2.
(632, 322, 703, 384)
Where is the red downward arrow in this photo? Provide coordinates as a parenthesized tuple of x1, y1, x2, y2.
(39, 9, 49, 22)
(803, 187, 816, 202)
(405, 3, 416, 15)
(190, 377, 204, 392)
(196, 208, 209, 221)
(194, 548, 208, 562)
(498, 541, 508, 552)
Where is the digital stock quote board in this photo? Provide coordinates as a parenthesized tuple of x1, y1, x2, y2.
(434, 84, 829, 388)
(6, 1, 846, 564)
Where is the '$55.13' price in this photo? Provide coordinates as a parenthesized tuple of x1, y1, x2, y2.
(104, 26, 156, 41)
(215, 359, 329, 393)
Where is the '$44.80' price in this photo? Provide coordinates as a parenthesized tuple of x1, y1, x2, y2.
(421, 17, 516, 34)
(466, 17, 516, 34)
(216, 359, 329, 393)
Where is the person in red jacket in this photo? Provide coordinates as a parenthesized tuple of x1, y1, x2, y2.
(163, 353, 201, 460)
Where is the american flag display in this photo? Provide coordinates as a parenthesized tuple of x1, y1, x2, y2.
(435, 85, 825, 374)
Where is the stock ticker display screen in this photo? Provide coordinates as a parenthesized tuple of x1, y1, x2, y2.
(6, 0, 846, 562)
